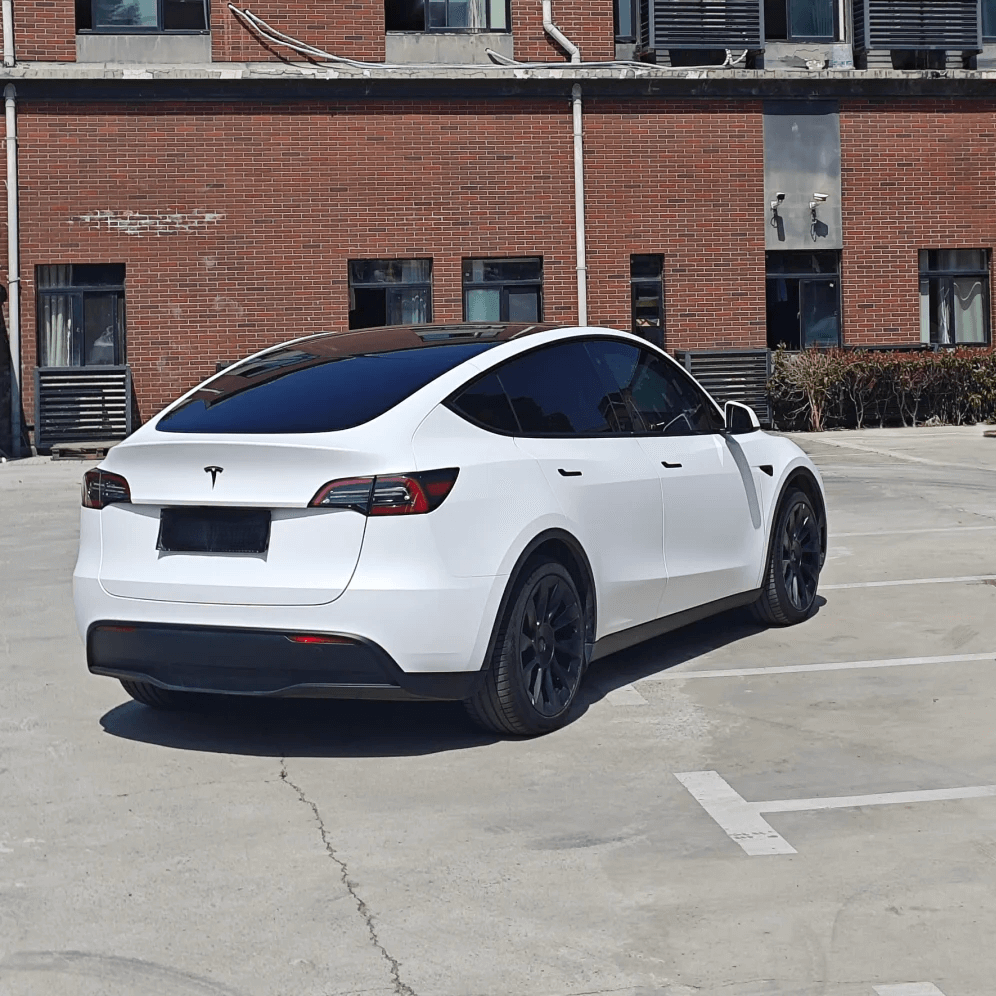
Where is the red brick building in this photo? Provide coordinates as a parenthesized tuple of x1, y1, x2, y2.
(2, 0, 996, 449)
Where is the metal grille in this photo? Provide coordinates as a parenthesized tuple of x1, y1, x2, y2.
(853, 0, 981, 51)
(34, 366, 132, 450)
(643, 0, 764, 49)
(674, 349, 772, 425)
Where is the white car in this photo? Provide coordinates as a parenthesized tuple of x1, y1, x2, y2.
(74, 323, 826, 736)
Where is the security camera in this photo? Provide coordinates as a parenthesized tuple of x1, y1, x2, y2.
(813, 192, 828, 202)
(776, 192, 786, 201)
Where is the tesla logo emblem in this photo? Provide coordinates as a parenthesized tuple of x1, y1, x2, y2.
(204, 466, 224, 488)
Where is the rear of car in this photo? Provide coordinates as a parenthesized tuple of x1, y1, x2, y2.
(73, 325, 549, 702)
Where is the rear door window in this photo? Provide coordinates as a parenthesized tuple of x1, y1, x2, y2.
(157, 340, 495, 434)
(489, 341, 616, 436)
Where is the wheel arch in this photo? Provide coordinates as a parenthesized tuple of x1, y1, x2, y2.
(479, 528, 596, 673)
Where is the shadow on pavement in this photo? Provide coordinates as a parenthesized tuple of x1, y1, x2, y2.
(583, 597, 828, 704)
(100, 695, 502, 758)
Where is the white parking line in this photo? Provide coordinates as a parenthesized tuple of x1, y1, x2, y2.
(874, 985, 946, 996)
(604, 684, 648, 705)
(639, 652, 995, 682)
(676, 770, 996, 856)
(823, 575, 996, 589)
(835, 523, 996, 538)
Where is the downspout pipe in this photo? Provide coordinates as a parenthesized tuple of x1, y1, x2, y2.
(541, 5, 588, 326)
(2, 0, 13, 67)
(541, 0, 580, 63)
(5, 84, 20, 457)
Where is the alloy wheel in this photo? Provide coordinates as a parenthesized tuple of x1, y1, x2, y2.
(517, 574, 584, 717)
(779, 500, 821, 612)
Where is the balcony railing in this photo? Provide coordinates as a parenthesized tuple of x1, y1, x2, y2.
(853, 0, 982, 53)
(640, 0, 764, 50)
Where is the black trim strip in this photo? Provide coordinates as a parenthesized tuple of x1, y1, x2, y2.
(590, 589, 761, 662)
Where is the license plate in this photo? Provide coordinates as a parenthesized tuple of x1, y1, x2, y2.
(158, 507, 271, 554)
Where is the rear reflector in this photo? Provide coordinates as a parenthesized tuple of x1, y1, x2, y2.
(309, 469, 458, 515)
(286, 634, 356, 645)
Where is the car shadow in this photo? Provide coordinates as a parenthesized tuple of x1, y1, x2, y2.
(582, 596, 828, 704)
(100, 599, 823, 757)
(100, 696, 504, 758)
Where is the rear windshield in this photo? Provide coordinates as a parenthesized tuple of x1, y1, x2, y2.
(156, 340, 496, 434)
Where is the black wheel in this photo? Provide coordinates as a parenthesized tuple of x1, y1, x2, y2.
(752, 488, 822, 626)
(120, 679, 196, 710)
(465, 560, 587, 736)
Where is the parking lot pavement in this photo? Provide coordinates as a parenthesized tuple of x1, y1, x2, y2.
(1, 426, 995, 996)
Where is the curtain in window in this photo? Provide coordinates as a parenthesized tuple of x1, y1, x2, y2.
(387, 287, 430, 325)
(93, 0, 158, 28)
(953, 277, 986, 344)
(39, 294, 73, 367)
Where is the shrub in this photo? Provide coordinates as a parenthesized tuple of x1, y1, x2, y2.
(768, 346, 996, 432)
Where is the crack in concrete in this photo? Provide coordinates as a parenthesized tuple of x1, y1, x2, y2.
(279, 758, 416, 996)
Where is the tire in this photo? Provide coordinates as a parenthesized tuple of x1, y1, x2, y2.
(752, 488, 823, 626)
(465, 560, 587, 737)
(120, 678, 196, 711)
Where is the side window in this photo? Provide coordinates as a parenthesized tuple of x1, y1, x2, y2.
(593, 341, 724, 436)
(492, 341, 619, 436)
(448, 371, 519, 434)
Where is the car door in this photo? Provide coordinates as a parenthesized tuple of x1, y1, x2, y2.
(607, 344, 763, 617)
(489, 339, 667, 637)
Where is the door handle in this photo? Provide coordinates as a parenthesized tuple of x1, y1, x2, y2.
(661, 461, 682, 469)
(557, 469, 583, 477)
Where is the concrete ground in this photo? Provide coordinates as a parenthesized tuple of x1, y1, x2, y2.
(1, 426, 995, 996)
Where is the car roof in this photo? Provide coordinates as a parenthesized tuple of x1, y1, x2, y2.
(293, 322, 562, 354)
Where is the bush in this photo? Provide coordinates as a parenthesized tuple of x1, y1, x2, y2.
(768, 346, 996, 432)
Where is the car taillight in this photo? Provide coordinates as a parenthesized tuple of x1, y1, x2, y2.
(82, 469, 132, 509)
(308, 468, 458, 516)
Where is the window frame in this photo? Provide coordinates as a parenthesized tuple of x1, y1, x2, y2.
(765, 250, 842, 349)
(462, 257, 544, 324)
(630, 254, 665, 347)
(76, 0, 210, 34)
(445, 335, 724, 439)
(36, 264, 127, 368)
(985, 0, 996, 42)
(347, 258, 434, 330)
(614, 0, 637, 42)
(764, 0, 838, 43)
(918, 249, 991, 347)
(387, 0, 512, 33)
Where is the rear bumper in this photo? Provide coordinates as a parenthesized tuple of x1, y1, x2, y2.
(87, 622, 480, 701)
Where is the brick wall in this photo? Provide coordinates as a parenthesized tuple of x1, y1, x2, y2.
(15, 97, 763, 422)
(585, 99, 766, 351)
(840, 100, 996, 347)
(14, 3, 76, 62)
(213, 1, 385, 63)
(512, 0, 615, 63)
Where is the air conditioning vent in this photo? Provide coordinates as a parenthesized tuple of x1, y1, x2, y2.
(641, 0, 763, 50)
(35, 366, 133, 451)
(674, 349, 772, 426)
(853, 0, 981, 53)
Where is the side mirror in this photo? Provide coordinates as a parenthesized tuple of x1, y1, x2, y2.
(724, 400, 761, 434)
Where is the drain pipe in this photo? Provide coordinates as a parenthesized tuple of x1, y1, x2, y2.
(2, 0, 13, 67)
(5, 85, 20, 456)
(541, 4, 588, 325)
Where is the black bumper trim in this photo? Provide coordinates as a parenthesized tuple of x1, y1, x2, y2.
(87, 622, 479, 701)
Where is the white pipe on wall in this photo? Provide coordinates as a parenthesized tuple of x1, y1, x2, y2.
(570, 84, 588, 327)
(5, 84, 20, 456)
(541, 0, 580, 63)
(2, 0, 13, 67)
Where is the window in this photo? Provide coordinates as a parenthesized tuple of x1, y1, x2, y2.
(37, 265, 126, 368)
(764, 0, 836, 41)
(985, 0, 996, 40)
(765, 251, 841, 350)
(348, 259, 432, 330)
(385, 0, 509, 32)
(919, 250, 990, 346)
(463, 258, 543, 323)
(630, 255, 665, 347)
(614, 0, 636, 41)
(76, 0, 208, 32)
(158, 339, 497, 434)
(588, 340, 725, 436)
